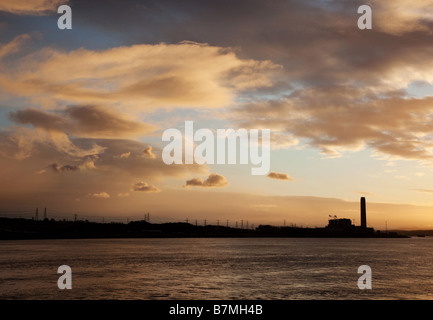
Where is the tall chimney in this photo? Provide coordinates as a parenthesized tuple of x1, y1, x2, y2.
(360, 197, 366, 228)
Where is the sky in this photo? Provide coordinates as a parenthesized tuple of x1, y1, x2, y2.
(1, 0, 433, 229)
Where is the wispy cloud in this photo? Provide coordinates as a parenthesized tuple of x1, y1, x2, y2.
(414, 189, 433, 195)
(356, 191, 379, 197)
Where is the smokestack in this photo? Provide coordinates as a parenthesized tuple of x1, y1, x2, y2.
(360, 197, 366, 228)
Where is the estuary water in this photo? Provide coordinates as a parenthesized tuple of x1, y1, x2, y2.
(1, 237, 432, 300)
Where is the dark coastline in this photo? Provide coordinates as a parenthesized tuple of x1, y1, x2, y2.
(0, 217, 409, 240)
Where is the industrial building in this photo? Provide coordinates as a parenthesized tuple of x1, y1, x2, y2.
(326, 197, 374, 234)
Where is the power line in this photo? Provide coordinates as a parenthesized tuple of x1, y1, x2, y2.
(0, 211, 268, 228)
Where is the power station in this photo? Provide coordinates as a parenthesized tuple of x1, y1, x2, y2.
(360, 197, 366, 229)
(326, 197, 373, 234)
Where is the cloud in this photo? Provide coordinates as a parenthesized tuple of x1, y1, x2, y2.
(267, 171, 294, 181)
(50, 163, 79, 173)
(148, 0, 433, 164)
(78, 157, 97, 170)
(0, 39, 280, 111)
(0, 130, 209, 213)
(117, 192, 130, 197)
(235, 91, 433, 162)
(9, 108, 65, 131)
(88, 139, 207, 180)
(48, 157, 97, 173)
(0, 34, 30, 59)
(120, 152, 131, 159)
(0, 0, 66, 15)
(90, 192, 111, 199)
(132, 182, 161, 193)
(5, 1, 433, 165)
(3, 0, 433, 225)
(0, 127, 106, 160)
(9, 105, 155, 139)
(356, 191, 379, 197)
(414, 189, 433, 195)
(184, 173, 228, 188)
(4, 104, 157, 167)
(371, 0, 433, 34)
(143, 146, 156, 159)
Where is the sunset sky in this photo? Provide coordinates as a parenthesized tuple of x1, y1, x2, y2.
(1, 0, 433, 229)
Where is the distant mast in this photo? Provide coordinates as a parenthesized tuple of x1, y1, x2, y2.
(360, 197, 367, 229)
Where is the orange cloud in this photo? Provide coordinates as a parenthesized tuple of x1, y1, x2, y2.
(0, 127, 208, 204)
(0, 39, 280, 111)
(90, 192, 111, 199)
(371, 0, 433, 34)
(49, 163, 79, 173)
(235, 90, 433, 162)
(9, 105, 155, 139)
(132, 182, 161, 193)
(184, 173, 228, 188)
(267, 171, 294, 181)
(0, 34, 30, 59)
(120, 152, 131, 159)
(0, 126, 106, 160)
(0, 0, 66, 15)
(143, 146, 156, 159)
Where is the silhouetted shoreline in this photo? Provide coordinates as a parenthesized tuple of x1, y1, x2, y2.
(0, 217, 410, 240)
